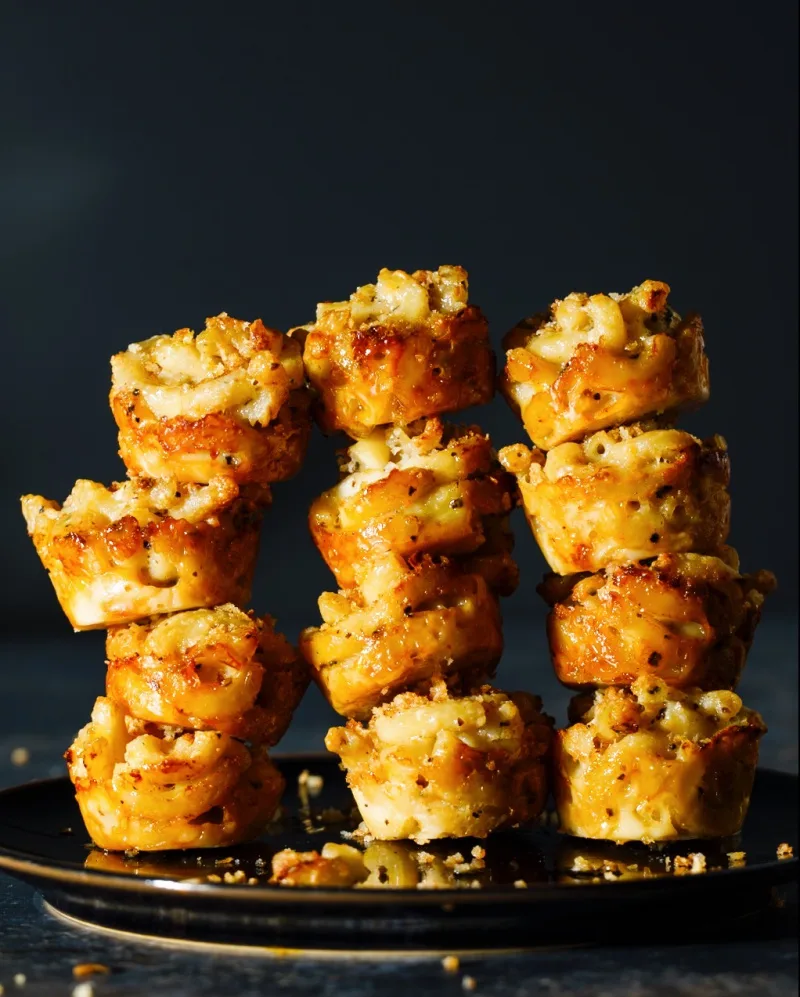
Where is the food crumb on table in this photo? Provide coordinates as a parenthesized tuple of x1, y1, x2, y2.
(513, 879, 527, 888)
(13, 973, 26, 986)
(673, 853, 707, 875)
(441, 955, 460, 973)
(223, 869, 247, 884)
(72, 984, 95, 997)
(727, 851, 747, 867)
(72, 965, 109, 979)
(777, 842, 793, 860)
(462, 975, 477, 991)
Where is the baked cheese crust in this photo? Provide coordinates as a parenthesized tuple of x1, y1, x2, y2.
(539, 552, 776, 690)
(292, 266, 494, 438)
(106, 604, 308, 746)
(111, 313, 311, 484)
(499, 425, 730, 575)
(309, 418, 516, 593)
(65, 697, 284, 851)
(501, 280, 709, 449)
(553, 676, 765, 843)
(21, 477, 267, 629)
(325, 682, 552, 844)
(300, 553, 503, 719)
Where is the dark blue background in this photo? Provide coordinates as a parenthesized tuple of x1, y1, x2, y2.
(2, 2, 797, 635)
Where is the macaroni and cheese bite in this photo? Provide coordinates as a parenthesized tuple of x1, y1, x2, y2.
(325, 682, 552, 844)
(501, 280, 709, 450)
(300, 553, 503, 719)
(66, 697, 284, 851)
(292, 266, 494, 438)
(309, 418, 517, 593)
(553, 677, 766, 843)
(21, 477, 267, 629)
(106, 605, 308, 746)
(111, 313, 311, 485)
(539, 552, 776, 690)
(499, 425, 730, 575)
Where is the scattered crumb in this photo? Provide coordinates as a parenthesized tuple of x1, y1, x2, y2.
(72, 984, 94, 997)
(13, 974, 26, 986)
(416, 851, 435, 866)
(447, 849, 485, 876)
(570, 855, 599, 873)
(727, 851, 747, 868)
(570, 855, 628, 878)
(214, 856, 235, 867)
(462, 975, 477, 991)
(673, 853, 706, 876)
(72, 965, 109, 979)
(247, 877, 259, 886)
(59, 827, 74, 836)
(442, 955, 460, 973)
(340, 822, 374, 845)
(206, 874, 222, 883)
(10, 747, 30, 766)
(223, 869, 246, 884)
(513, 879, 527, 888)
(123, 848, 139, 858)
(777, 843, 794, 860)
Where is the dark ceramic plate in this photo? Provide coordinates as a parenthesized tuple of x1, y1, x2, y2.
(0, 756, 796, 951)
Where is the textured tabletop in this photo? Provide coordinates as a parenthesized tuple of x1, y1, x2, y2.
(0, 615, 797, 996)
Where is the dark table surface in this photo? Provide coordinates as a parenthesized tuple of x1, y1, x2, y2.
(0, 615, 797, 996)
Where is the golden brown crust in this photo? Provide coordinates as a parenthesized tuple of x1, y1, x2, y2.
(113, 388, 311, 486)
(499, 426, 730, 575)
(501, 281, 709, 449)
(539, 553, 776, 690)
(21, 478, 266, 629)
(553, 677, 766, 843)
(65, 697, 284, 851)
(309, 419, 516, 593)
(105, 605, 308, 746)
(293, 267, 494, 438)
(300, 554, 504, 719)
(110, 314, 311, 485)
(325, 683, 552, 843)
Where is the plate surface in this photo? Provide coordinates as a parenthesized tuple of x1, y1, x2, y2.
(0, 756, 796, 950)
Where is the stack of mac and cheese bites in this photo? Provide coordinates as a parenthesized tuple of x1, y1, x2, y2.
(499, 280, 775, 844)
(295, 266, 553, 844)
(22, 314, 311, 851)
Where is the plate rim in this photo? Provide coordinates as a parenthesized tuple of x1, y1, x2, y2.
(0, 766, 796, 907)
